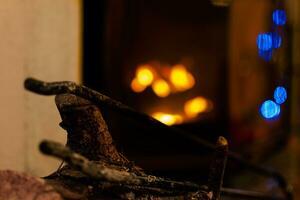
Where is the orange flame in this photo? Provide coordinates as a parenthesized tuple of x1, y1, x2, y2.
(152, 112, 183, 126)
(135, 65, 154, 86)
(169, 65, 195, 92)
(130, 78, 146, 93)
(152, 79, 170, 98)
(184, 96, 208, 118)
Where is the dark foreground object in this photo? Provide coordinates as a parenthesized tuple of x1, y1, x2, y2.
(21, 77, 292, 200)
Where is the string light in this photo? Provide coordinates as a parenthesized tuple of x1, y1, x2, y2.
(270, 32, 282, 49)
(260, 100, 281, 119)
(257, 33, 273, 51)
(258, 49, 273, 61)
(257, 8, 288, 120)
(274, 86, 287, 104)
(272, 9, 287, 26)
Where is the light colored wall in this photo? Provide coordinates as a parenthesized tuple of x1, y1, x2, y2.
(0, 0, 81, 176)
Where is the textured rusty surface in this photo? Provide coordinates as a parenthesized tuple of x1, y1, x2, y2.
(50, 94, 209, 199)
(55, 94, 129, 164)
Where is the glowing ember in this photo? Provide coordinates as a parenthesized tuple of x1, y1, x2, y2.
(152, 79, 170, 98)
(169, 65, 195, 91)
(152, 112, 183, 126)
(131, 78, 146, 93)
(136, 65, 154, 86)
(184, 96, 208, 118)
(130, 62, 212, 123)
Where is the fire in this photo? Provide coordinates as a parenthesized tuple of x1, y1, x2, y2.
(131, 63, 196, 96)
(152, 112, 183, 126)
(130, 78, 146, 93)
(170, 65, 195, 91)
(136, 65, 154, 86)
(184, 96, 208, 118)
(130, 62, 213, 124)
(152, 79, 170, 97)
(130, 63, 213, 126)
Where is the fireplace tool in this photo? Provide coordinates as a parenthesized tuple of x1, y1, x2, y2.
(24, 77, 293, 200)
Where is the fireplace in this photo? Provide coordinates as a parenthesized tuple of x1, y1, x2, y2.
(81, 0, 291, 181)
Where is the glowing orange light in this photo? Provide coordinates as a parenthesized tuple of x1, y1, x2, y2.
(152, 112, 183, 126)
(170, 65, 195, 91)
(184, 96, 208, 118)
(136, 65, 154, 86)
(131, 78, 146, 93)
(152, 79, 170, 98)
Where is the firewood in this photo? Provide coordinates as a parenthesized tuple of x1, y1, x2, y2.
(23, 77, 292, 200)
(207, 136, 228, 200)
(40, 140, 210, 200)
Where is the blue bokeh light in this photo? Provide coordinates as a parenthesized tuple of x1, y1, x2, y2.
(272, 9, 287, 26)
(274, 86, 287, 104)
(257, 33, 272, 51)
(258, 49, 273, 61)
(270, 32, 282, 49)
(260, 100, 281, 119)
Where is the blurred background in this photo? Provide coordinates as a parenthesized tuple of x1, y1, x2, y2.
(0, 0, 300, 197)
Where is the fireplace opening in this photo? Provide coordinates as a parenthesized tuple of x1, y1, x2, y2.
(82, 0, 291, 182)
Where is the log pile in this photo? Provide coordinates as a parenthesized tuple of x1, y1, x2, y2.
(41, 93, 227, 199)
(20, 78, 292, 200)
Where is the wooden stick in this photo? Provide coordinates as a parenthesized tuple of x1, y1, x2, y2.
(24, 77, 215, 149)
(39, 140, 201, 191)
(208, 136, 228, 200)
(40, 140, 286, 200)
(24, 78, 292, 199)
